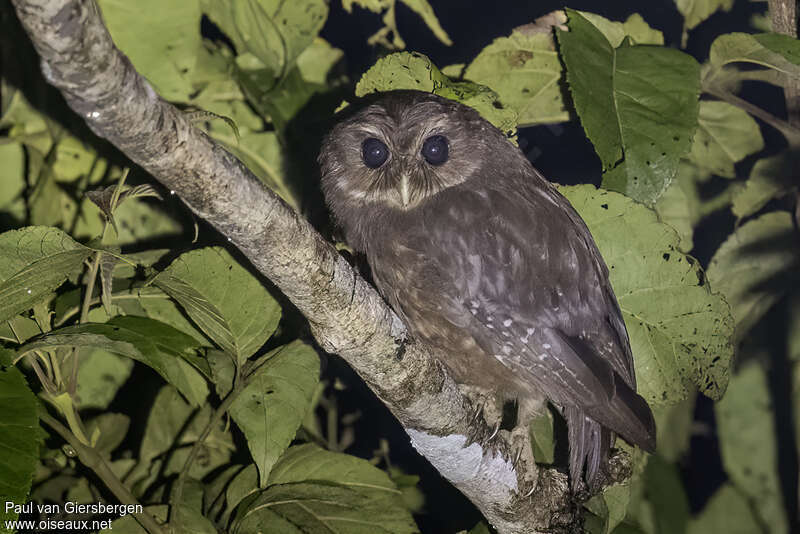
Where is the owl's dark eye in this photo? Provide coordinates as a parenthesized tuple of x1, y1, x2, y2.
(361, 138, 389, 168)
(421, 135, 449, 166)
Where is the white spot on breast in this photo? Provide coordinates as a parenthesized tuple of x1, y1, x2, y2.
(502, 345, 511, 355)
(487, 316, 493, 322)
(543, 343, 551, 349)
(502, 331, 510, 337)
(503, 319, 512, 327)
(487, 324, 494, 330)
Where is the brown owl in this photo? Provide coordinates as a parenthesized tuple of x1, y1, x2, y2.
(319, 90, 656, 490)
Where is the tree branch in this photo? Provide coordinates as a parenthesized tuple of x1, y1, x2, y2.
(768, 0, 800, 127)
(9, 0, 575, 532)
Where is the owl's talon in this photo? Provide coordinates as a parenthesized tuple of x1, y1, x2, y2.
(470, 401, 484, 424)
(513, 444, 524, 467)
(487, 421, 501, 441)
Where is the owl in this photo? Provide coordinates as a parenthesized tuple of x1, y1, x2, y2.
(319, 90, 656, 490)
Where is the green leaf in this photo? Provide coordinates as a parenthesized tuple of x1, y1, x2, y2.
(110, 505, 168, 534)
(225, 464, 259, 520)
(206, 0, 328, 82)
(398, 0, 452, 46)
(0, 142, 25, 212)
(464, 19, 569, 126)
(19, 318, 209, 406)
(0, 316, 41, 344)
(579, 12, 664, 47)
(172, 478, 218, 534)
(644, 455, 690, 534)
(652, 392, 695, 461)
(715, 361, 788, 533)
(227, 341, 320, 486)
(686, 101, 764, 178)
(584, 483, 631, 533)
(754, 32, 800, 65)
(653, 167, 699, 253)
(73, 194, 183, 245)
(356, 52, 518, 136)
(102, 285, 210, 346)
(710, 32, 800, 78)
(75, 350, 134, 410)
(296, 38, 345, 85)
(674, 0, 734, 32)
(561, 185, 734, 404)
(52, 136, 105, 184)
(732, 152, 799, 219)
(0, 227, 93, 324)
(687, 485, 763, 534)
(529, 409, 555, 464)
(129, 386, 234, 492)
(707, 211, 798, 338)
(154, 247, 281, 366)
(558, 10, 700, 203)
(0, 349, 41, 527)
(97, 0, 202, 102)
(342, 0, 450, 49)
(85, 413, 130, 456)
(468, 522, 492, 534)
(233, 443, 418, 534)
(204, 464, 244, 520)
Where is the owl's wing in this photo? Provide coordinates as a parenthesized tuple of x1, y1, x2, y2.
(409, 174, 655, 483)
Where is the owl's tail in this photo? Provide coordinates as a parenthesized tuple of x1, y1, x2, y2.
(565, 406, 610, 490)
(565, 378, 657, 490)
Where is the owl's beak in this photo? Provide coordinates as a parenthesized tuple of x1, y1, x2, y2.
(399, 175, 411, 207)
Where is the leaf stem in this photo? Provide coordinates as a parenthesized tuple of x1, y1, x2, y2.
(40, 412, 165, 534)
(705, 85, 800, 142)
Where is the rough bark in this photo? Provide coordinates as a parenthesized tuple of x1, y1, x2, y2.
(9, 0, 579, 532)
(769, 0, 800, 127)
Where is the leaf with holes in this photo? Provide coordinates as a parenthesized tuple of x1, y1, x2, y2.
(464, 15, 568, 126)
(558, 9, 700, 203)
(560, 185, 734, 405)
(226, 341, 319, 487)
(356, 52, 518, 136)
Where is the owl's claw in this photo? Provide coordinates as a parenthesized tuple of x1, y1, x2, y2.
(470, 401, 484, 424)
(487, 421, 501, 441)
(513, 443, 524, 467)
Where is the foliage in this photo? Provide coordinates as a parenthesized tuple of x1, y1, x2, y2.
(0, 0, 797, 533)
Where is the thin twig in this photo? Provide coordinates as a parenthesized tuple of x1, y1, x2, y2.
(40, 412, 165, 534)
(170, 378, 240, 530)
(705, 85, 800, 142)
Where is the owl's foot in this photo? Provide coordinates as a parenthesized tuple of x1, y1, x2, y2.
(507, 424, 538, 495)
(460, 387, 505, 446)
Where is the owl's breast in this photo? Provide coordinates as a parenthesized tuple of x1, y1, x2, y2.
(365, 204, 537, 397)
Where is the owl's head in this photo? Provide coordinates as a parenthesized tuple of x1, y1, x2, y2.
(319, 91, 521, 245)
